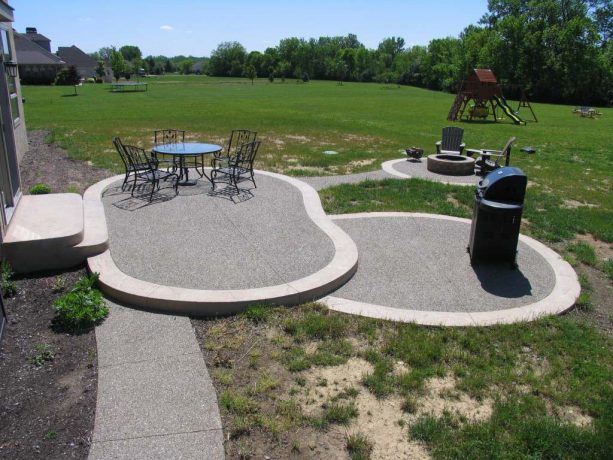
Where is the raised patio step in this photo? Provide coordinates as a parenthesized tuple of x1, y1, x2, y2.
(1, 192, 108, 273)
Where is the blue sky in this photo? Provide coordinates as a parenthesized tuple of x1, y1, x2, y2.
(12, 1, 488, 57)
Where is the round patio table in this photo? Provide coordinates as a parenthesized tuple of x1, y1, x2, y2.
(152, 142, 222, 186)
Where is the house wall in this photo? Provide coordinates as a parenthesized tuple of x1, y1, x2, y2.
(18, 63, 61, 85)
(76, 65, 95, 79)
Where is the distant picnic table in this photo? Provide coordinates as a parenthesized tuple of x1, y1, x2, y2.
(111, 82, 148, 92)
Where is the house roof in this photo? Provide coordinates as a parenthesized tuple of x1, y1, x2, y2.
(25, 31, 50, 43)
(473, 69, 497, 83)
(57, 45, 97, 67)
(14, 32, 64, 65)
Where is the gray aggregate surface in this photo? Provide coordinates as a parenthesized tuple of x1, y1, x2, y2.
(102, 173, 335, 289)
(332, 217, 556, 312)
(90, 301, 223, 460)
(393, 158, 481, 185)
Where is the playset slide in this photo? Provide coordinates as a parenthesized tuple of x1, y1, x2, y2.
(495, 95, 526, 125)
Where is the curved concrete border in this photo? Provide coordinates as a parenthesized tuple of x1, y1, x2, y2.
(382, 158, 477, 187)
(323, 212, 580, 326)
(86, 172, 358, 316)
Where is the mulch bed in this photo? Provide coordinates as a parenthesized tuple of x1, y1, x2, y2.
(0, 268, 97, 459)
(0, 130, 114, 458)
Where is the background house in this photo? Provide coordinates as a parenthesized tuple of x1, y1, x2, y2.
(57, 45, 97, 79)
(14, 27, 64, 84)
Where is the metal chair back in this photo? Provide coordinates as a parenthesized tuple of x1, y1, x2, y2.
(441, 126, 464, 153)
(227, 130, 257, 155)
(154, 129, 186, 145)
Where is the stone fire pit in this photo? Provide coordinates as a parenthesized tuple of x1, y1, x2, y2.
(427, 154, 475, 176)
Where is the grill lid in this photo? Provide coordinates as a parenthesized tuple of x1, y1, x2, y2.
(477, 166, 527, 203)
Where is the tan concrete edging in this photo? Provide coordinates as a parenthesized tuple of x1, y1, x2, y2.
(323, 212, 580, 326)
(75, 176, 112, 256)
(87, 171, 358, 316)
(381, 158, 477, 187)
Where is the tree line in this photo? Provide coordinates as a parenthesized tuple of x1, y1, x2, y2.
(92, 0, 612, 104)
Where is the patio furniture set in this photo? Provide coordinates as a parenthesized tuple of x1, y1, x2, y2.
(572, 106, 602, 118)
(408, 126, 516, 176)
(113, 129, 260, 201)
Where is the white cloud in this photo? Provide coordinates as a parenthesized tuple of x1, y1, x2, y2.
(160, 25, 174, 31)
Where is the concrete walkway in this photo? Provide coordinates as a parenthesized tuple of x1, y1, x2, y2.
(89, 301, 224, 460)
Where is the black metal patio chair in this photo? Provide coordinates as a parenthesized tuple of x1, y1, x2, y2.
(113, 136, 149, 190)
(211, 129, 258, 168)
(211, 140, 260, 192)
(153, 129, 186, 171)
(123, 143, 179, 201)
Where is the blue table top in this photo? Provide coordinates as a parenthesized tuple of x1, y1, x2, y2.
(152, 142, 222, 156)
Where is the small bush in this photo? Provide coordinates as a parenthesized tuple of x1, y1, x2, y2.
(54, 65, 80, 86)
(321, 401, 359, 426)
(86, 78, 96, 83)
(29, 343, 55, 367)
(346, 432, 373, 460)
(29, 183, 52, 195)
(51, 275, 66, 293)
(52, 273, 108, 331)
(0, 260, 17, 297)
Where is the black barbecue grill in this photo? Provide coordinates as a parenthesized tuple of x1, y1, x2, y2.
(468, 166, 528, 265)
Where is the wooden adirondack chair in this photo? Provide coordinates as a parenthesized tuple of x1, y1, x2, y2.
(435, 126, 466, 155)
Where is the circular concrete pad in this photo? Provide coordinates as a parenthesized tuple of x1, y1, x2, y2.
(324, 213, 579, 326)
(383, 158, 480, 186)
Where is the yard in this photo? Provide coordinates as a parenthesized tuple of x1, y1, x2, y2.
(18, 76, 613, 459)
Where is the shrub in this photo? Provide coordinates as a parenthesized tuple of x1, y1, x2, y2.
(54, 65, 80, 86)
(29, 343, 55, 366)
(86, 77, 96, 83)
(52, 273, 108, 331)
(29, 183, 51, 195)
(268, 73, 274, 83)
(0, 260, 17, 297)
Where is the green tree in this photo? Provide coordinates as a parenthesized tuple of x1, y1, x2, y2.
(244, 64, 257, 84)
(119, 45, 142, 62)
(109, 47, 126, 82)
(209, 41, 246, 76)
(95, 60, 106, 79)
(179, 59, 194, 74)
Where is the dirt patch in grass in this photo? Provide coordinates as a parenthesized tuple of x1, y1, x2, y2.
(20, 130, 114, 194)
(0, 267, 97, 459)
(562, 199, 598, 209)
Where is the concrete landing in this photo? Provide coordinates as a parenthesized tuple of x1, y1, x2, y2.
(1, 191, 108, 273)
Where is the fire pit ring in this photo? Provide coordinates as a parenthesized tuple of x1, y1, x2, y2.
(427, 154, 475, 176)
